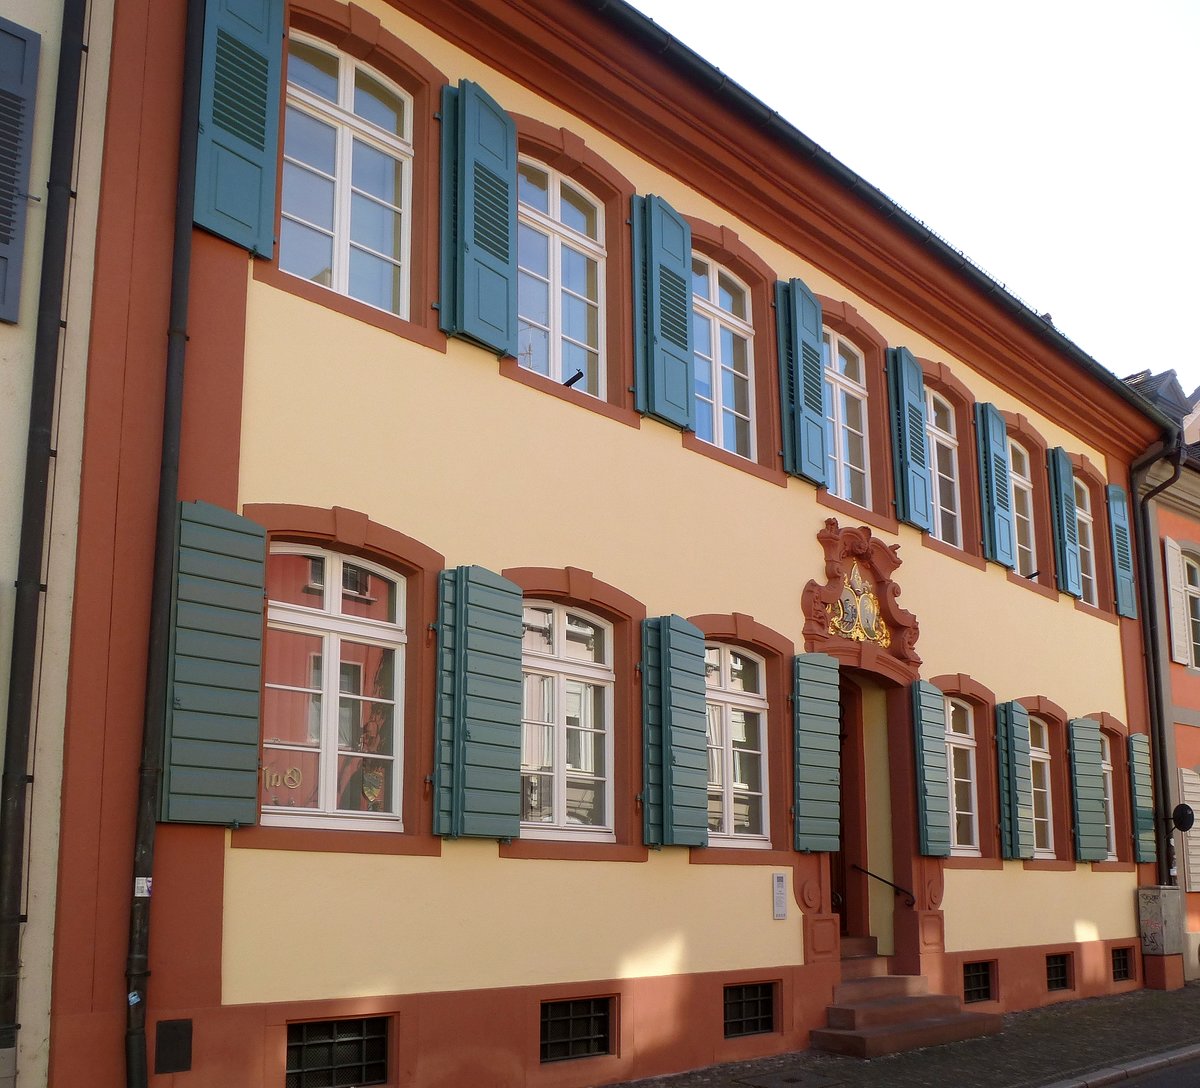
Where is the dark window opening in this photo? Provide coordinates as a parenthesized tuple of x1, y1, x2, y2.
(724, 982, 776, 1037)
(1046, 953, 1072, 992)
(286, 1017, 388, 1088)
(1112, 946, 1134, 982)
(962, 960, 994, 1004)
(540, 998, 612, 1063)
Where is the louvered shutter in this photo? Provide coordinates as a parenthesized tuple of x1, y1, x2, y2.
(1048, 447, 1083, 597)
(1069, 718, 1108, 861)
(912, 680, 950, 857)
(887, 347, 933, 531)
(1128, 734, 1156, 864)
(438, 80, 518, 356)
(632, 194, 694, 430)
(194, 0, 284, 257)
(0, 17, 39, 323)
(434, 566, 523, 839)
(793, 653, 840, 852)
(1106, 486, 1137, 618)
(1164, 537, 1191, 664)
(641, 615, 708, 847)
(976, 402, 1016, 568)
(995, 701, 1034, 859)
(1179, 769, 1200, 891)
(161, 502, 266, 825)
(775, 279, 827, 484)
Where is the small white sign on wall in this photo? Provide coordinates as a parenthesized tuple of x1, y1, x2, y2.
(772, 872, 787, 920)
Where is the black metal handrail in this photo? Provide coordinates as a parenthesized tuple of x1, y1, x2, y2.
(851, 863, 916, 907)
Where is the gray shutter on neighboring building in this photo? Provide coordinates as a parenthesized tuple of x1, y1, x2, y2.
(912, 680, 951, 857)
(1164, 537, 1191, 665)
(1179, 768, 1200, 892)
(793, 653, 840, 852)
(161, 501, 266, 825)
(1128, 733, 1156, 864)
(0, 16, 40, 323)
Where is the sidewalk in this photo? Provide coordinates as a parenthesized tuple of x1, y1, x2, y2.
(610, 982, 1200, 1088)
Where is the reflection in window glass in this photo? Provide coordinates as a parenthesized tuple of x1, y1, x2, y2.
(823, 330, 869, 507)
(692, 257, 754, 459)
(705, 644, 769, 841)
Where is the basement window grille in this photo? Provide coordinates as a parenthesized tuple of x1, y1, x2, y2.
(1046, 953, 1072, 992)
(723, 982, 776, 1037)
(962, 960, 994, 1004)
(286, 1017, 388, 1088)
(540, 998, 613, 1063)
(1112, 946, 1134, 982)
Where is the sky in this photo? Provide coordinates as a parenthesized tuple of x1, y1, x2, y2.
(628, 0, 1200, 398)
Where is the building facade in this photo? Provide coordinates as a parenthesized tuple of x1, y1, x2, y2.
(44, 1, 1174, 1085)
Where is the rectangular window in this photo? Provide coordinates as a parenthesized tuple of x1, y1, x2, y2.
(823, 329, 870, 508)
(1046, 953, 1072, 992)
(926, 390, 961, 547)
(945, 697, 979, 854)
(1008, 440, 1037, 578)
(723, 982, 776, 1037)
(540, 998, 613, 1063)
(1111, 946, 1134, 982)
(1074, 477, 1098, 606)
(692, 257, 754, 458)
(286, 1017, 388, 1088)
(1029, 717, 1055, 858)
(705, 645, 769, 842)
(962, 961, 994, 1004)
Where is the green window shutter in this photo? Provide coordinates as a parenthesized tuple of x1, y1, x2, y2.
(632, 194, 694, 430)
(976, 402, 1016, 568)
(1128, 733, 1156, 863)
(161, 502, 266, 826)
(887, 347, 933, 532)
(194, 0, 284, 257)
(433, 566, 523, 839)
(793, 653, 840, 852)
(1107, 484, 1137, 619)
(438, 80, 518, 356)
(641, 615, 708, 847)
(995, 701, 1034, 859)
(0, 16, 39, 323)
(775, 279, 827, 484)
(912, 680, 950, 857)
(1068, 718, 1108, 861)
(1048, 446, 1083, 597)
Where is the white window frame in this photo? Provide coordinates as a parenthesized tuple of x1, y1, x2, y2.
(281, 34, 414, 317)
(691, 257, 755, 459)
(262, 546, 406, 831)
(1099, 732, 1118, 861)
(520, 601, 615, 840)
(945, 697, 979, 855)
(704, 644, 770, 845)
(516, 159, 606, 397)
(1029, 716, 1055, 858)
(926, 389, 962, 547)
(823, 329, 871, 508)
(1185, 556, 1200, 667)
(1074, 476, 1098, 606)
(1008, 438, 1038, 578)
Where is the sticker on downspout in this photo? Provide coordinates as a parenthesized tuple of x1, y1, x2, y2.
(134, 877, 152, 898)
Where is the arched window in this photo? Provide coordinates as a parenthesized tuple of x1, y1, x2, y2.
(692, 258, 755, 459)
(520, 601, 615, 836)
(944, 697, 978, 854)
(823, 328, 870, 508)
(1029, 715, 1055, 859)
(1008, 438, 1037, 578)
(261, 546, 406, 827)
(926, 389, 961, 547)
(516, 160, 606, 395)
(704, 644, 769, 842)
(280, 36, 414, 317)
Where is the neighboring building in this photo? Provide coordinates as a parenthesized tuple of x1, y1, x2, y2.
(0, 2, 113, 1086)
(44, 1, 1175, 1085)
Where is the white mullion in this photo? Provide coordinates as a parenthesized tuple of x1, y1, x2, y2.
(333, 124, 354, 297)
(554, 671, 568, 826)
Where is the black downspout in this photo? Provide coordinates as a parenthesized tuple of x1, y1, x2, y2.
(124, 0, 205, 1082)
(0, 0, 87, 1066)
(1131, 432, 1186, 887)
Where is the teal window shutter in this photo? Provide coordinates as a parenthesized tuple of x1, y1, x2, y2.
(1107, 485, 1137, 618)
(194, 0, 284, 257)
(434, 566, 524, 839)
(912, 680, 950, 857)
(976, 402, 1016, 568)
(1068, 718, 1108, 861)
(641, 615, 708, 846)
(161, 502, 266, 826)
(632, 194, 694, 430)
(793, 653, 840, 852)
(775, 279, 827, 484)
(438, 80, 518, 356)
(887, 347, 933, 531)
(995, 701, 1034, 859)
(1128, 733, 1156, 863)
(1048, 446, 1083, 597)
(0, 16, 39, 323)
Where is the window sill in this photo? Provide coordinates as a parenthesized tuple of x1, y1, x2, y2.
(232, 823, 441, 855)
(816, 490, 899, 536)
(500, 838, 647, 862)
(1022, 858, 1076, 871)
(1006, 569, 1060, 601)
(1091, 860, 1135, 872)
(499, 358, 640, 428)
(943, 855, 1003, 870)
(253, 262, 447, 350)
(681, 432, 787, 487)
(920, 533, 987, 570)
(689, 845, 797, 866)
(1073, 597, 1119, 625)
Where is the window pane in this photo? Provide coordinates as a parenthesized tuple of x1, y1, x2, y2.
(949, 701, 971, 735)
(838, 341, 861, 383)
(336, 740, 394, 813)
(518, 269, 550, 331)
(348, 247, 402, 314)
(523, 607, 554, 655)
(280, 219, 334, 287)
(561, 290, 598, 347)
(565, 778, 604, 825)
(733, 794, 762, 835)
(560, 183, 598, 239)
(339, 566, 397, 622)
(725, 412, 751, 456)
(1009, 443, 1029, 478)
(729, 652, 759, 693)
(351, 194, 402, 259)
(518, 222, 549, 278)
(261, 747, 320, 810)
(932, 396, 954, 432)
(282, 162, 335, 231)
(723, 365, 750, 417)
(518, 162, 549, 214)
(263, 686, 321, 747)
(289, 40, 338, 101)
(354, 69, 404, 136)
(692, 257, 710, 300)
(518, 323, 549, 376)
(1030, 720, 1047, 749)
(723, 328, 749, 376)
(695, 398, 714, 444)
(561, 341, 600, 396)
(561, 245, 598, 303)
(717, 272, 745, 318)
(352, 140, 403, 205)
(846, 467, 868, 507)
(284, 106, 336, 173)
(693, 310, 713, 359)
(268, 554, 326, 609)
(565, 614, 606, 663)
